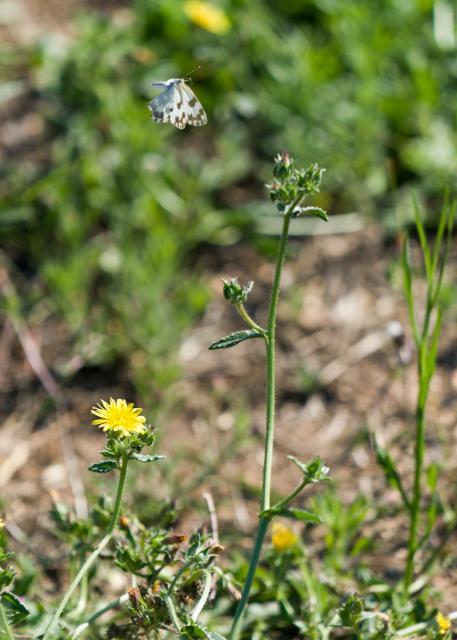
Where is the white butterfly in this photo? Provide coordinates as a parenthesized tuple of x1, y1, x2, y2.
(148, 78, 207, 129)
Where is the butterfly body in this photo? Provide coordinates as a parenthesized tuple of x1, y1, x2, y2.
(148, 78, 207, 129)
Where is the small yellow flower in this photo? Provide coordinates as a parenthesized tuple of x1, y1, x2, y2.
(0, 518, 4, 529)
(184, 1, 230, 34)
(91, 398, 146, 438)
(436, 611, 451, 635)
(271, 522, 298, 551)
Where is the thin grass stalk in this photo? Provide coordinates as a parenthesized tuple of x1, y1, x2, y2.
(43, 453, 129, 639)
(403, 201, 455, 591)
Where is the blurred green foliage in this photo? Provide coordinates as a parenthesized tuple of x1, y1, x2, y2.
(2, 0, 457, 395)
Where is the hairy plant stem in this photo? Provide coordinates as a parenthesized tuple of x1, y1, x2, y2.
(191, 570, 213, 621)
(262, 212, 292, 511)
(235, 303, 266, 335)
(229, 212, 292, 640)
(43, 453, 129, 640)
(164, 594, 182, 633)
(0, 601, 14, 640)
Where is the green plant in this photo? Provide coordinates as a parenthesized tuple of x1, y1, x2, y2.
(374, 197, 456, 593)
(209, 153, 330, 639)
(0, 154, 330, 640)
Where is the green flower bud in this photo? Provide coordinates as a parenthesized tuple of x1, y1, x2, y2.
(222, 278, 254, 304)
(272, 151, 294, 180)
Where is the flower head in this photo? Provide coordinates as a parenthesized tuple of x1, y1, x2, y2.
(436, 611, 451, 635)
(184, 1, 230, 34)
(91, 398, 146, 438)
(271, 522, 298, 551)
(0, 517, 4, 529)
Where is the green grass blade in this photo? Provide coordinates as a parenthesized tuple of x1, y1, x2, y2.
(426, 307, 442, 383)
(412, 196, 432, 287)
(401, 234, 419, 347)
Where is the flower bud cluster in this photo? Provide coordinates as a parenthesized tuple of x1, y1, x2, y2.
(267, 152, 325, 215)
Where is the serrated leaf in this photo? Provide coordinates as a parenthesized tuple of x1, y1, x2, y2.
(88, 460, 118, 473)
(129, 453, 165, 463)
(209, 330, 263, 350)
(262, 507, 321, 524)
(1, 591, 30, 625)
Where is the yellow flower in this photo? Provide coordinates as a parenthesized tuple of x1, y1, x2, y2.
(91, 398, 146, 438)
(184, 1, 230, 34)
(436, 611, 451, 635)
(271, 522, 298, 551)
(0, 518, 4, 529)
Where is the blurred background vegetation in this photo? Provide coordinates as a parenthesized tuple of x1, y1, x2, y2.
(2, 0, 456, 404)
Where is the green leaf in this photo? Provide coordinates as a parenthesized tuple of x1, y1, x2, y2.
(401, 234, 419, 347)
(0, 567, 15, 591)
(412, 196, 432, 286)
(431, 195, 450, 277)
(179, 623, 226, 640)
(208, 329, 263, 350)
(179, 624, 208, 639)
(1, 591, 30, 625)
(129, 453, 165, 463)
(88, 460, 118, 473)
(337, 594, 364, 628)
(293, 205, 328, 221)
(426, 462, 439, 492)
(426, 306, 442, 382)
(262, 507, 321, 524)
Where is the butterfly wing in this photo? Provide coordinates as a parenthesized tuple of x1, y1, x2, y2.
(148, 84, 182, 128)
(180, 83, 208, 128)
(148, 80, 207, 129)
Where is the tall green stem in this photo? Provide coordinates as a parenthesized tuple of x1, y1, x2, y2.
(43, 454, 129, 640)
(404, 401, 426, 591)
(0, 601, 14, 640)
(404, 304, 432, 592)
(228, 519, 269, 640)
(262, 212, 291, 511)
(229, 213, 291, 640)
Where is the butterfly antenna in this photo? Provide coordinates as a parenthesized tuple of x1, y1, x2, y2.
(183, 65, 201, 82)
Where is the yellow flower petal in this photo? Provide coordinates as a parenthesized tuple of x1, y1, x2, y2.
(184, 1, 230, 35)
(91, 398, 146, 438)
(271, 522, 298, 551)
(437, 612, 451, 635)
